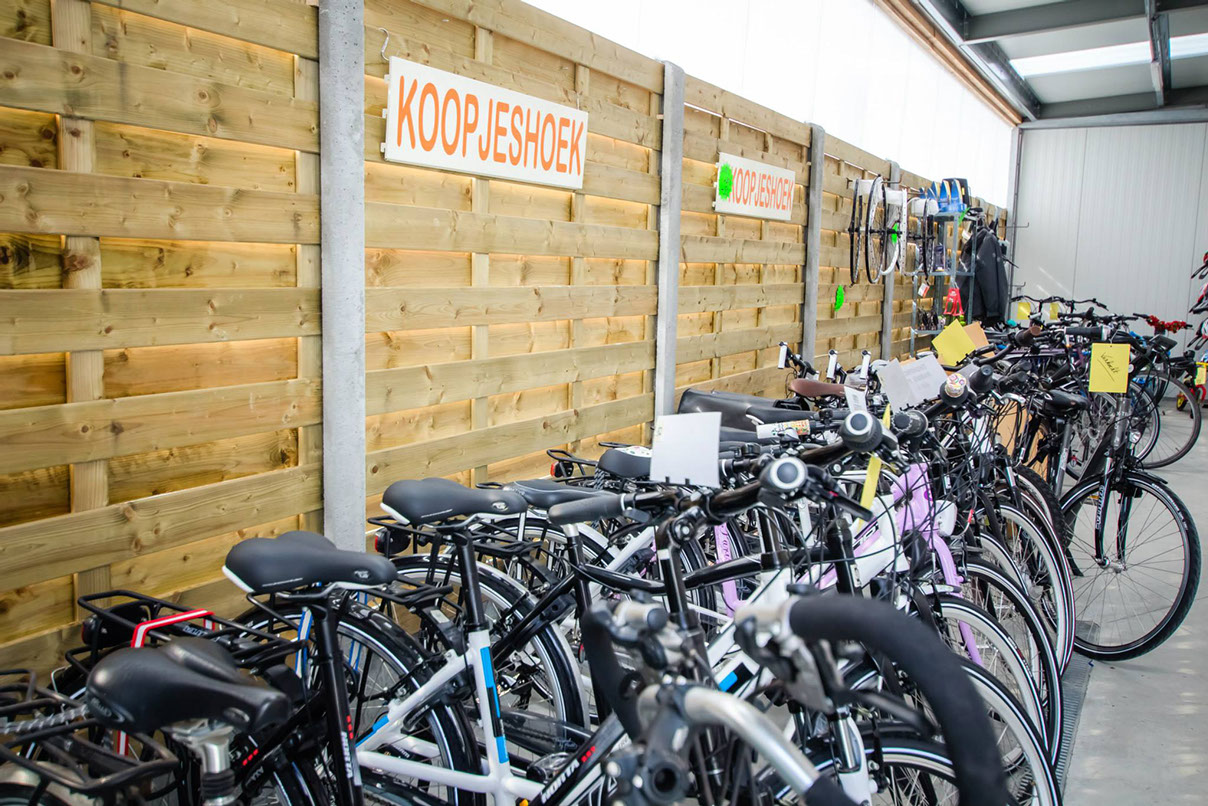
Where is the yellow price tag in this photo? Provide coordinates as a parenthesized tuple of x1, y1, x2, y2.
(932, 319, 977, 365)
(1016, 301, 1031, 322)
(1088, 343, 1130, 393)
(1048, 302, 1060, 321)
(1196, 362, 1206, 387)
(858, 405, 894, 514)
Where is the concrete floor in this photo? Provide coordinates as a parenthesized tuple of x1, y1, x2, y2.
(1066, 435, 1208, 804)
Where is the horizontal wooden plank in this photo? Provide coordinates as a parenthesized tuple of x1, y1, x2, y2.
(410, 0, 664, 93)
(0, 463, 320, 591)
(681, 131, 806, 175)
(683, 76, 811, 148)
(366, 285, 657, 331)
(0, 379, 319, 474)
(91, 4, 297, 97)
(366, 393, 652, 493)
(367, 340, 652, 414)
(675, 364, 786, 400)
(0, 166, 319, 243)
(104, 339, 297, 397)
(676, 323, 799, 364)
(0, 288, 318, 354)
(91, 0, 318, 59)
(816, 314, 882, 339)
(679, 283, 803, 314)
(824, 135, 890, 176)
(680, 234, 804, 266)
(366, 202, 657, 259)
(0, 39, 318, 152)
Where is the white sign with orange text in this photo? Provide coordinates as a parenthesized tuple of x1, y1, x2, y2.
(713, 152, 795, 221)
(383, 57, 588, 189)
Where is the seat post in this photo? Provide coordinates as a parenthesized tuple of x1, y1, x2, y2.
(167, 722, 237, 806)
(310, 593, 365, 806)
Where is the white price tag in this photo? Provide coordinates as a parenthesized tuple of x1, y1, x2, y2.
(650, 412, 721, 487)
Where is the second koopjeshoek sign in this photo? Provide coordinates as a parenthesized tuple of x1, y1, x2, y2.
(382, 57, 589, 189)
(713, 152, 795, 221)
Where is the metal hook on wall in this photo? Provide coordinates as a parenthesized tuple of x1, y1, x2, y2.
(379, 28, 390, 62)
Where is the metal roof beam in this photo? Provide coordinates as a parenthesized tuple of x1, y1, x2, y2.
(1021, 106, 1208, 129)
(911, 0, 1042, 119)
(1037, 83, 1208, 118)
(964, 0, 1208, 44)
(1147, 0, 1172, 106)
(965, 0, 1144, 44)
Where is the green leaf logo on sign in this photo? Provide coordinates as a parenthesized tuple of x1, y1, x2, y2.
(718, 163, 734, 200)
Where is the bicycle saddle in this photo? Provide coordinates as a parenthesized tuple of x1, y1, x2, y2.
(382, 477, 527, 525)
(223, 530, 397, 594)
(505, 478, 612, 510)
(86, 639, 289, 735)
(787, 378, 845, 398)
(596, 446, 651, 479)
(1045, 389, 1089, 412)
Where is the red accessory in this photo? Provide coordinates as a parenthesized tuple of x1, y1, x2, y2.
(943, 286, 963, 317)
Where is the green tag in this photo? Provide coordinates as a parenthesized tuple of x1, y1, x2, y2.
(834, 285, 845, 311)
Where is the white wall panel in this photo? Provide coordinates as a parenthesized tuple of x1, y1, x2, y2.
(1014, 124, 1208, 341)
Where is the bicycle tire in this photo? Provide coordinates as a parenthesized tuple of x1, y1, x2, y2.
(389, 554, 590, 732)
(1134, 371, 1203, 468)
(1061, 471, 1201, 660)
(963, 560, 1064, 764)
(978, 501, 1076, 673)
(930, 595, 1048, 747)
(238, 602, 484, 806)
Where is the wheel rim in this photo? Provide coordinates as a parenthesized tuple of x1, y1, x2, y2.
(1065, 477, 1193, 653)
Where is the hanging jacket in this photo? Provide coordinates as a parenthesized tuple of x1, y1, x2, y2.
(958, 227, 1009, 326)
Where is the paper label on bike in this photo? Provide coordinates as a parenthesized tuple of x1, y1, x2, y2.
(1088, 343, 1130, 393)
(1197, 362, 1206, 386)
(650, 412, 720, 487)
(755, 420, 809, 439)
(932, 320, 977, 365)
(844, 385, 868, 414)
(1016, 301, 1031, 322)
(713, 152, 795, 221)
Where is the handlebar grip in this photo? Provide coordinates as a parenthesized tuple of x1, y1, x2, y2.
(547, 494, 627, 526)
(1012, 323, 1041, 347)
(839, 411, 883, 453)
(891, 409, 928, 439)
(965, 365, 995, 395)
(788, 596, 1009, 806)
(804, 776, 861, 806)
(1066, 325, 1104, 340)
(761, 456, 809, 494)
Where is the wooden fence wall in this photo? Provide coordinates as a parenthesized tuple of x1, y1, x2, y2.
(672, 78, 810, 401)
(0, 0, 1009, 669)
(0, 0, 321, 668)
(362, 0, 661, 507)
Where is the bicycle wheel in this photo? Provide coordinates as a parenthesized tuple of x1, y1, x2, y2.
(1061, 471, 1201, 659)
(960, 661, 1063, 806)
(239, 602, 483, 806)
(1132, 371, 1203, 468)
(930, 595, 1047, 747)
(389, 555, 590, 737)
(962, 560, 1064, 764)
(978, 502, 1076, 673)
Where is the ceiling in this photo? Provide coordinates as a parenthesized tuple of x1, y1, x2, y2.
(906, 0, 1208, 123)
